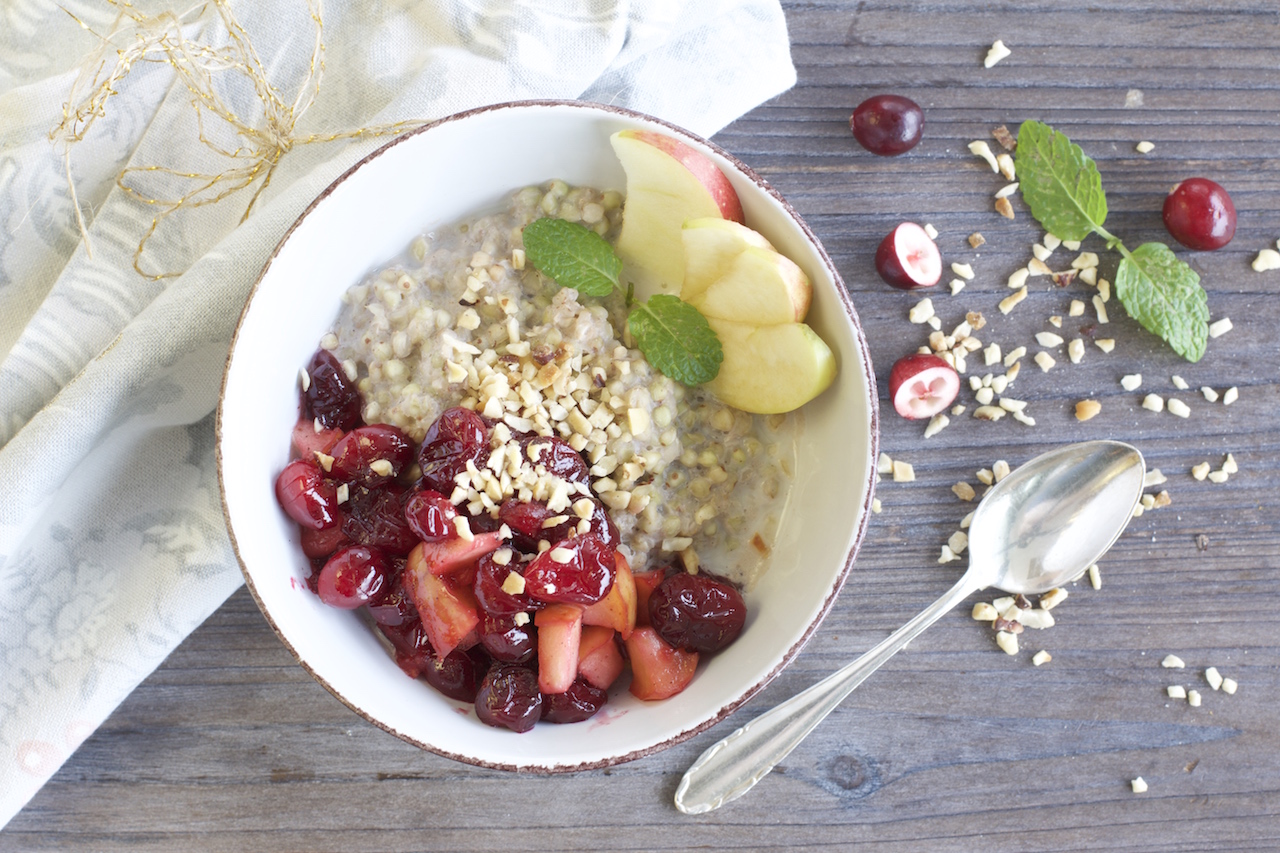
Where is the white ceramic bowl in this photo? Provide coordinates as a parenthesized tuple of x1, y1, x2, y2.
(218, 100, 878, 771)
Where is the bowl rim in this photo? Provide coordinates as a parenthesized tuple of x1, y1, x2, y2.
(216, 97, 880, 772)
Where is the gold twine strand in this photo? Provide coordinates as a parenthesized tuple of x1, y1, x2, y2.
(51, 0, 426, 280)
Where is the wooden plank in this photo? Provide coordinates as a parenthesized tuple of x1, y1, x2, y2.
(5, 0, 1280, 848)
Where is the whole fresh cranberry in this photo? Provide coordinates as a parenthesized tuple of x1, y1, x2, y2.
(1163, 178, 1236, 250)
(850, 94, 924, 156)
(648, 571, 747, 654)
(317, 545, 391, 609)
(304, 349, 362, 431)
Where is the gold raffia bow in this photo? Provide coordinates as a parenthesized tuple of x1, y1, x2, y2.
(51, 0, 426, 280)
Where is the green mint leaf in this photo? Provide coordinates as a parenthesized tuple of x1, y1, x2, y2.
(521, 217, 620, 297)
(1114, 242, 1209, 362)
(628, 295, 723, 385)
(1014, 120, 1109, 242)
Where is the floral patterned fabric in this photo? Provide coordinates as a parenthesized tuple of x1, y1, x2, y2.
(0, 0, 795, 826)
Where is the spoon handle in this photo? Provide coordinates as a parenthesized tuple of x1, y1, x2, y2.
(674, 573, 980, 814)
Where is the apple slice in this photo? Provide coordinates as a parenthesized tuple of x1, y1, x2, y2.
(535, 604, 584, 695)
(577, 626, 625, 690)
(406, 532, 504, 579)
(625, 627, 699, 701)
(581, 551, 637, 639)
(681, 218, 812, 325)
(611, 130, 744, 300)
(402, 564, 480, 659)
(704, 317, 837, 414)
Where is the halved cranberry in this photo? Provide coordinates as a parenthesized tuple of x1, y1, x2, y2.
(648, 572, 747, 654)
(343, 486, 418, 555)
(367, 566, 416, 626)
(523, 534, 616, 605)
(520, 435, 589, 485)
(317, 545, 390, 609)
(304, 349, 362, 431)
(478, 613, 536, 664)
(423, 646, 489, 703)
(329, 425, 414, 486)
(301, 514, 351, 559)
(404, 489, 459, 541)
(275, 459, 340, 530)
(473, 551, 538, 616)
(475, 664, 542, 732)
(418, 407, 489, 493)
(541, 677, 608, 724)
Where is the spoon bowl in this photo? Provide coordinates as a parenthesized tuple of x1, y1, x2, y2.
(675, 440, 1145, 814)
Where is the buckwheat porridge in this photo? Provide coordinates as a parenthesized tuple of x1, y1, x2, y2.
(319, 181, 797, 587)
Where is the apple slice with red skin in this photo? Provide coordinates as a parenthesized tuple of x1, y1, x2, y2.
(875, 222, 941, 290)
(610, 129, 744, 300)
(402, 563, 481, 659)
(291, 416, 343, 459)
(625, 627, 699, 701)
(889, 353, 960, 419)
(535, 604, 584, 695)
(632, 569, 667, 628)
(577, 626, 625, 690)
(406, 532, 504, 578)
(581, 551, 637, 639)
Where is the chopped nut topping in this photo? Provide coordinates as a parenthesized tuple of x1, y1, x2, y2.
(1205, 667, 1223, 691)
(1142, 394, 1165, 413)
(1167, 398, 1191, 418)
(1251, 248, 1280, 271)
(1095, 338, 1115, 353)
(1075, 400, 1101, 421)
(923, 222, 939, 239)
(1088, 564, 1101, 589)
(994, 197, 1015, 219)
(998, 287, 1027, 314)
(1161, 654, 1186, 669)
(968, 140, 1000, 171)
(995, 630, 1019, 655)
(335, 483, 349, 505)
(992, 124, 1017, 150)
(1039, 587, 1068, 610)
(972, 602, 998, 621)
(997, 153, 1016, 181)
(1201, 386, 1219, 403)
(1121, 374, 1142, 392)
(1135, 140, 1155, 154)
(1222, 386, 1238, 405)
(1032, 650, 1052, 666)
(984, 39, 1012, 68)
(995, 182, 1019, 199)
(1034, 351, 1056, 372)
(1188, 689, 1202, 707)
(1222, 678, 1238, 695)
(1131, 777, 1148, 794)
(1167, 685, 1187, 699)
(1191, 461, 1210, 481)
(923, 413, 950, 438)
(1208, 317, 1233, 338)
(892, 460, 916, 482)
(969, 232, 986, 248)
(909, 297, 936, 324)
(953, 481, 976, 501)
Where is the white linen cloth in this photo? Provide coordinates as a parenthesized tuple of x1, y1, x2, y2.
(0, 0, 795, 827)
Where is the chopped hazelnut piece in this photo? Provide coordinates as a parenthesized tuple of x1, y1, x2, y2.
(1208, 317, 1233, 338)
(969, 232, 986, 248)
(1251, 248, 1280, 271)
(997, 153, 1016, 181)
(1191, 461, 1210, 481)
(1188, 689, 1202, 707)
(992, 125, 1017, 151)
(1167, 398, 1191, 418)
(998, 287, 1027, 314)
(1142, 394, 1165, 413)
(1131, 777, 1148, 794)
(1034, 351, 1056, 372)
(968, 140, 1000, 171)
(923, 223, 939, 239)
(1222, 386, 1238, 405)
(994, 197, 1015, 219)
(1205, 667, 1223, 691)
(1167, 685, 1187, 699)
(1088, 564, 1101, 589)
(995, 630, 1019, 655)
(984, 39, 1012, 68)
(1121, 374, 1142, 392)
(1075, 399, 1101, 421)
(892, 460, 915, 482)
(1161, 654, 1186, 669)
(1095, 339, 1116, 353)
(1032, 650, 1052, 666)
(1135, 140, 1155, 154)
(1039, 587, 1068, 610)
(972, 602, 998, 621)
(1222, 678, 1238, 695)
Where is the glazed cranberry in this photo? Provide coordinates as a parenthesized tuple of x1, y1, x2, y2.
(520, 435, 590, 485)
(648, 572, 747, 654)
(378, 619, 432, 678)
(367, 567, 416, 626)
(548, 498, 619, 550)
(404, 489, 458, 541)
(423, 647, 489, 703)
(418, 407, 488, 493)
(1163, 178, 1236, 250)
(275, 459, 340, 530)
(329, 425, 414, 486)
(475, 664, 543, 733)
(473, 551, 538, 616)
(304, 349, 362, 431)
(300, 515, 351, 559)
(478, 613, 536, 664)
(497, 499, 553, 553)
(541, 677, 608, 724)
(523, 534, 616, 605)
(850, 94, 924, 156)
(343, 486, 419, 555)
(317, 545, 391, 609)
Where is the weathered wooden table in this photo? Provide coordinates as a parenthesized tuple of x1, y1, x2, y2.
(6, 2, 1278, 849)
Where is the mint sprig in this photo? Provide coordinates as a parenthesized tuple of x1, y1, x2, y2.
(1014, 120, 1209, 362)
(521, 217, 723, 383)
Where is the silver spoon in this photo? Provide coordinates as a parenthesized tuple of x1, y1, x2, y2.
(675, 439, 1145, 814)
